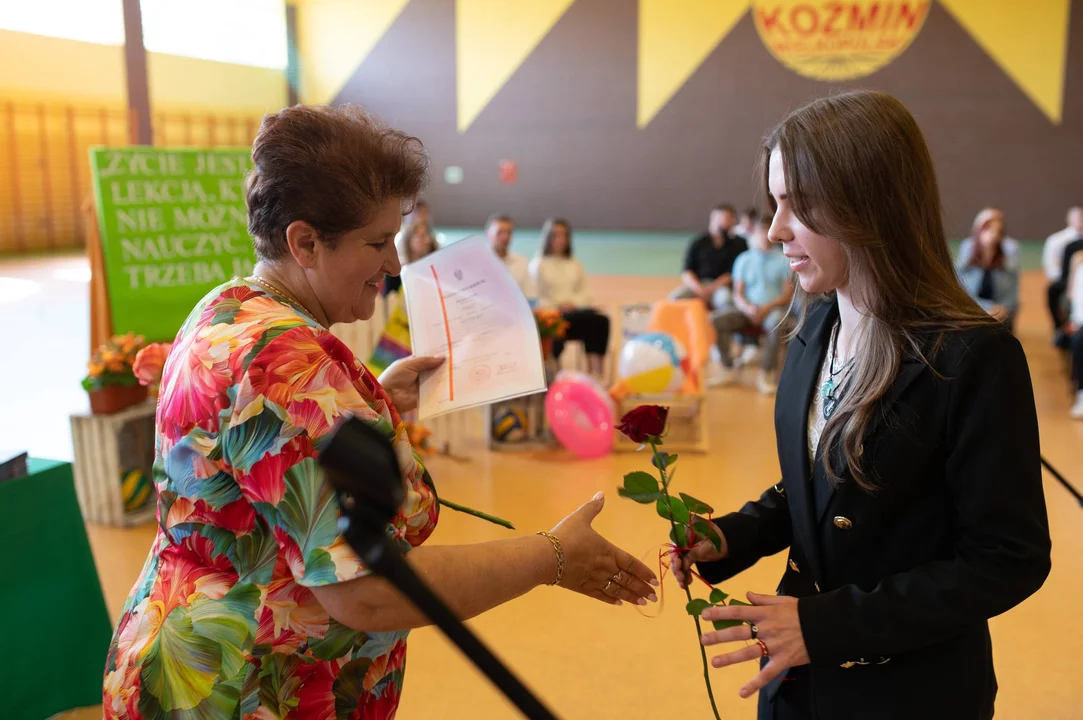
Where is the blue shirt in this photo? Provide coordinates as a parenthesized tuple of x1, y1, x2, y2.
(732, 248, 791, 306)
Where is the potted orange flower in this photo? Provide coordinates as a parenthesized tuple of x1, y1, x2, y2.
(404, 420, 436, 456)
(533, 308, 569, 360)
(82, 333, 149, 414)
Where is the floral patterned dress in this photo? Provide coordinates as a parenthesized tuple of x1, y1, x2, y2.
(102, 279, 439, 720)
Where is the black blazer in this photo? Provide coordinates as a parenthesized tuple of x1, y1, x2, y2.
(698, 300, 1051, 720)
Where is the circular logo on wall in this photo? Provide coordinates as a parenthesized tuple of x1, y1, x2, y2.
(752, 1, 931, 81)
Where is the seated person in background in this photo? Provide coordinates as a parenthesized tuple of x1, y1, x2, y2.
(383, 221, 439, 297)
(734, 206, 758, 241)
(1055, 219, 1083, 334)
(957, 207, 1020, 269)
(529, 218, 610, 378)
(394, 199, 445, 254)
(956, 214, 1019, 330)
(406, 199, 430, 226)
(709, 213, 793, 393)
(1042, 206, 1083, 341)
(670, 204, 747, 310)
(487, 213, 535, 301)
(1068, 254, 1083, 419)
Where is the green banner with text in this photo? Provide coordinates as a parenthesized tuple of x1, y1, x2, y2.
(89, 147, 257, 341)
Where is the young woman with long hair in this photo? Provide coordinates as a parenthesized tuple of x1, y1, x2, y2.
(382, 220, 439, 297)
(529, 218, 611, 377)
(955, 214, 1020, 330)
(671, 90, 1050, 719)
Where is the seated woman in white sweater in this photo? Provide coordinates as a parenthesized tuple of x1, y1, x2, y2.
(529, 218, 610, 377)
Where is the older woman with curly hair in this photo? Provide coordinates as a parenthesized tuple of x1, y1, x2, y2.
(102, 105, 656, 719)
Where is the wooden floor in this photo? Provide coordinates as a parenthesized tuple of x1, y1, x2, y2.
(65, 272, 1081, 719)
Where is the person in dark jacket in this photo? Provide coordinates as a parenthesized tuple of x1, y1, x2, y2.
(671, 90, 1051, 720)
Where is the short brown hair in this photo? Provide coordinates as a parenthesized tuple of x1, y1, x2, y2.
(246, 104, 428, 261)
(486, 213, 513, 230)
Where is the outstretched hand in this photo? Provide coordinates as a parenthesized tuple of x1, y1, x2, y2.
(550, 492, 659, 607)
(378, 356, 445, 413)
(700, 592, 809, 699)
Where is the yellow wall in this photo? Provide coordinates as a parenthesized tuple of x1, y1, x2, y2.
(0, 29, 125, 105)
(0, 29, 287, 114)
(293, 0, 410, 106)
(148, 53, 287, 114)
(0, 30, 287, 253)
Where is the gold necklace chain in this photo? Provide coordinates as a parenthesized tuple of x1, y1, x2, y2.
(247, 275, 323, 326)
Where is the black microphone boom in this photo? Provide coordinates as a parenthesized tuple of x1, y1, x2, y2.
(318, 417, 559, 720)
(1042, 454, 1083, 508)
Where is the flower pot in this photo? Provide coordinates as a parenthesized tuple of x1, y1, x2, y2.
(88, 384, 148, 415)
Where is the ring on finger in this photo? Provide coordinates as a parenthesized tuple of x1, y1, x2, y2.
(756, 639, 770, 658)
(612, 570, 624, 584)
(749, 623, 759, 640)
(603, 580, 615, 595)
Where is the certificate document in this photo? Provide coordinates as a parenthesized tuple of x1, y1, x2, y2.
(400, 235, 547, 419)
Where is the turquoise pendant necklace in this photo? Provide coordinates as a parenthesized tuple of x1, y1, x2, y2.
(821, 322, 854, 420)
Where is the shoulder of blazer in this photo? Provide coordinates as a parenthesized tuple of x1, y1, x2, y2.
(926, 321, 1025, 380)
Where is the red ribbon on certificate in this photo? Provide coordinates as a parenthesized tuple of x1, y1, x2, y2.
(430, 265, 454, 402)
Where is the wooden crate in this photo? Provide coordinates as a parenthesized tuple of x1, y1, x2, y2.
(614, 392, 709, 453)
(482, 391, 553, 451)
(70, 400, 158, 527)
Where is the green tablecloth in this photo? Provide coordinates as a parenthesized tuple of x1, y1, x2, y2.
(0, 458, 114, 719)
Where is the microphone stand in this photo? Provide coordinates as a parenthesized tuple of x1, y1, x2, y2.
(1042, 454, 1083, 507)
(319, 417, 558, 720)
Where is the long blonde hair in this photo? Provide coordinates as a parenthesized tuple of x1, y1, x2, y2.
(764, 90, 996, 490)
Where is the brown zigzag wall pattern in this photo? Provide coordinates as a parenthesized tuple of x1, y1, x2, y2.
(333, 0, 1083, 239)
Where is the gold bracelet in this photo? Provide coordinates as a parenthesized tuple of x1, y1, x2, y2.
(536, 531, 565, 586)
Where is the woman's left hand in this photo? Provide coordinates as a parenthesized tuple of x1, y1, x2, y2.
(378, 356, 445, 413)
(700, 592, 810, 699)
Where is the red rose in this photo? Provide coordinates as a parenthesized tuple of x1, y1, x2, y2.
(616, 405, 668, 443)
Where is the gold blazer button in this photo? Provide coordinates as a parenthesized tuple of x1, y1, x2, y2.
(833, 516, 853, 530)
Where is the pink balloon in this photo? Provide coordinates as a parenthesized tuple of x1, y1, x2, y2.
(545, 370, 616, 458)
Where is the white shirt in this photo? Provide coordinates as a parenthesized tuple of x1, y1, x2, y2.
(528, 255, 590, 308)
(501, 251, 535, 299)
(1042, 226, 1079, 281)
